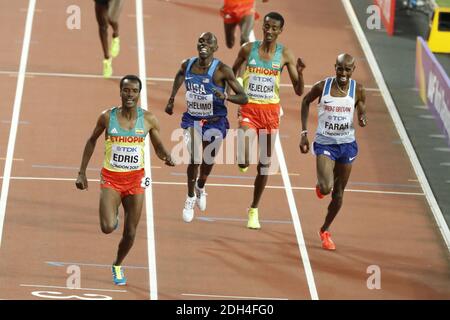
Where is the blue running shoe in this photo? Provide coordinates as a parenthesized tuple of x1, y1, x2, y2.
(112, 265, 127, 286)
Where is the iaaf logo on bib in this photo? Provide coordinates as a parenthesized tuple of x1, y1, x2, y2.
(116, 146, 138, 152)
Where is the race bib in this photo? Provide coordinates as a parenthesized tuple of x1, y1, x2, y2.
(186, 91, 213, 117)
(140, 176, 151, 188)
(247, 74, 275, 100)
(110, 144, 142, 170)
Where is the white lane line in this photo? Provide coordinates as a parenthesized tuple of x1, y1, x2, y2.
(196, 216, 292, 224)
(274, 135, 318, 300)
(30, 164, 161, 170)
(0, 0, 36, 247)
(342, 0, 450, 251)
(0, 158, 24, 161)
(434, 147, 450, 152)
(135, 0, 158, 301)
(0, 70, 381, 91)
(1, 176, 425, 196)
(46, 261, 148, 269)
(181, 293, 288, 300)
(20, 284, 126, 293)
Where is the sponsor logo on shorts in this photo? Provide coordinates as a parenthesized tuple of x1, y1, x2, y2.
(349, 156, 357, 161)
(324, 150, 331, 156)
(242, 117, 250, 123)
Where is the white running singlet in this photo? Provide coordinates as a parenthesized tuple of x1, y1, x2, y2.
(315, 77, 357, 145)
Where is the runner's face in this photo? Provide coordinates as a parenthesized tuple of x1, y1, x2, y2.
(197, 33, 217, 59)
(120, 80, 140, 109)
(262, 18, 282, 43)
(335, 62, 354, 86)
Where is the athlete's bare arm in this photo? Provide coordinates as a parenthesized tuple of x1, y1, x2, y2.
(165, 59, 189, 115)
(283, 47, 306, 96)
(355, 83, 367, 127)
(232, 43, 252, 76)
(299, 81, 325, 154)
(76, 110, 109, 190)
(145, 111, 175, 166)
(212, 63, 248, 105)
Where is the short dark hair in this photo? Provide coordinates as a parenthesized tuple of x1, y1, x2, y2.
(264, 12, 285, 28)
(120, 75, 142, 92)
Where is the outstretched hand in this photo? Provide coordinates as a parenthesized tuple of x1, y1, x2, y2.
(359, 115, 367, 127)
(164, 155, 175, 167)
(165, 98, 174, 115)
(299, 135, 310, 154)
(75, 172, 88, 190)
(297, 57, 306, 74)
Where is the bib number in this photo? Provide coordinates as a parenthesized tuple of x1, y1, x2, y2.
(247, 74, 275, 100)
(140, 176, 151, 188)
(110, 144, 142, 170)
(186, 91, 213, 117)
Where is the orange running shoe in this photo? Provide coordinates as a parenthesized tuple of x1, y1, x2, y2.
(319, 230, 336, 250)
(315, 185, 325, 199)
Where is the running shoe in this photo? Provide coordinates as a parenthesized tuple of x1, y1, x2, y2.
(112, 265, 127, 286)
(182, 195, 196, 222)
(247, 207, 260, 229)
(315, 184, 325, 199)
(110, 36, 120, 58)
(319, 230, 336, 251)
(195, 182, 207, 211)
(103, 58, 112, 78)
(238, 165, 249, 173)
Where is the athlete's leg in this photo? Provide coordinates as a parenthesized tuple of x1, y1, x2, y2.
(224, 22, 238, 49)
(113, 193, 144, 266)
(94, 2, 110, 59)
(107, 0, 123, 38)
(250, 131, 275, 208)
(185, 127, 201, 197)
(197, 138, 222, 188)
(237, 124, 256, 170)
(320, 162, 352, 232)
(99, 187, 122, 234)
(239, 15, 254, 45)
(316, 155, 335, 195)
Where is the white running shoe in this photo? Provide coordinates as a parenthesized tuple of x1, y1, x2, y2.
(195, 182, 207, 211)
(182, 195, 196, 222)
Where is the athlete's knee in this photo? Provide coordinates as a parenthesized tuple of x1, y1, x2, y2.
(123, 228, 137, 242)
(318, 182, 333, 195)
(332, 189, 344, 202)
(98, 23, 108, 33)
(100, 221, 116, 234)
